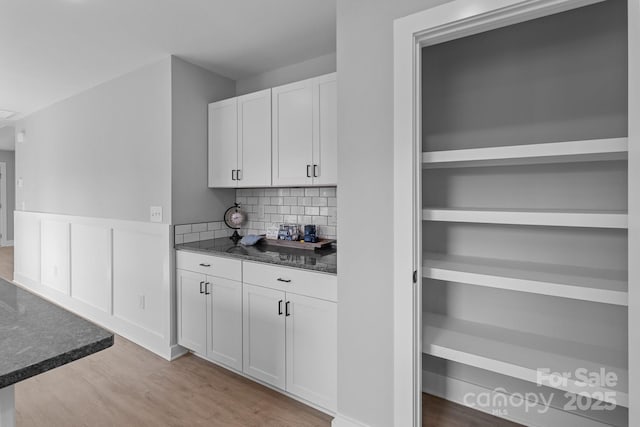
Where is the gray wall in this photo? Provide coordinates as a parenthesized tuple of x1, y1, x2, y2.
(171, 56, 236, 225)
(335, 0, 450, 425)
(235, 52, 336, 95)
(0, 150, 15, 241)
(15, 58, 173, 223)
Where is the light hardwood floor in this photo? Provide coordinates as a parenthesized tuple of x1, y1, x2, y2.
(0, 246, 520, 427)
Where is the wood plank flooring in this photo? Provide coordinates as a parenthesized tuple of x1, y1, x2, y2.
(0, 246, 521, 426)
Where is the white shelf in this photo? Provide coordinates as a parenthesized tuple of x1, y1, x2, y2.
(423, 253, 628, 306)
(423, 313, 628, 407)
(422, 138, 628, 168)
(422, 208, 628, 229)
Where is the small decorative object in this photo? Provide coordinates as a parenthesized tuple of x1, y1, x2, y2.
(239, 234, 263, 246)
(223, 203, 246, 244)
(266, 226, 279, 240)
(303, 224, 318, 243)
(278, 224, 300, 241)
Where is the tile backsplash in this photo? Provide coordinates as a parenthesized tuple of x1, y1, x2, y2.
(237, 187, 337, 239)
(174, 221, 232, 244)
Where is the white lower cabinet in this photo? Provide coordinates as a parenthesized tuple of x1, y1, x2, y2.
(285, 293, 337, 411)
(177, 252, 337, 412)
(176, 265, 243, 371)
(242, 283, 287, 388)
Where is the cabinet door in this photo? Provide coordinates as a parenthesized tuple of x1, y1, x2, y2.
(208, 98, 238, 188)
(206, 277, 243, 371)
(238, 89, 272, 187)
(243, 283, 286, 389)
(285, 294, 337, 411)
(272, 79, 314, 186)
(177, 269, 207, 355)
(313, 73, 338, 186)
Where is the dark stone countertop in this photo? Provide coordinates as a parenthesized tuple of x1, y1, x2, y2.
(0, 279, 114, 388)
(176, 238, 337, 274)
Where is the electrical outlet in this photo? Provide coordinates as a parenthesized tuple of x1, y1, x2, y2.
(150, 206, 162, 223)
(138, 295, 146, 310)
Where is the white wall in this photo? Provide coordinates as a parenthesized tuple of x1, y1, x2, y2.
(235, 52, 336, 95)
(0, 150, 15, 241)
(15, 58, 173, 223)
(335, 1, 450, 426)
(0, 126, 15, 150)
(171, 56, 236, 225)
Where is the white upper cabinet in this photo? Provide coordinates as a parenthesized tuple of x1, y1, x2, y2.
(208, 98, 238, 187)
(272, 72, 337, 187)
(208, 89, 272, 188)
(238, 89, 272, 187)
(313, 73, 338, 186)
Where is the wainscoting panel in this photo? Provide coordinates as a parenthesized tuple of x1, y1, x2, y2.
(71, 223, 112, 314)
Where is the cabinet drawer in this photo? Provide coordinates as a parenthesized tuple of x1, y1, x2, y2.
(243, 261, 337, 302)
(176, 251, 241, 281)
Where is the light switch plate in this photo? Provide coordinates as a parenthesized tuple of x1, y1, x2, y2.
(150, 206, 162, 223)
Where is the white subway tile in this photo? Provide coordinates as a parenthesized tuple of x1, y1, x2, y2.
(237, 189, 252, 197)
(200, 231, 214, 240)
(277, 188, 291, 196)
(265, 205, 278, 214)
(214, 229, 230, 238)
(298, 197, 312, 205)
(270, 214, 284, 223)
(259, 197, 270, 205)
(236, 196, 247, 205)
(320, 187, 336, 197)
(264, 189, 277, 196)
(284, 196, 297, 205)
(328, 197, 337, 207)
(298, 215, 312, 224)
(270, 197, 284, 205)
(290, 206, 304, 215)
(312, 216, 328, 226)
(247, 197, 259, 205)
(328, 215, 337, 226)
(290, 188, 305, 197)
(279, 206, 291, 214)
(305, 206, 320, 215)
(252, 189, 265, 197)
(319, 207, 329, 216)
(283, 215, 298, 223)
(183, 233, 200, 243)
(312, 197, 328, 207)
(175, 224, 192, 235)
(192, 223, 207, 232)
(305, 188, 320, 197)
(175, 235, 184, 244)
(208, 222, 222, 231)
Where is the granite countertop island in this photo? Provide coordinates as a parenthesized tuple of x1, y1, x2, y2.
(176, 237, 337, 274)
(0, 278, 113, 427)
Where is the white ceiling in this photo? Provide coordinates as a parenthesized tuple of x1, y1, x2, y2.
(0, 0, 336, 123)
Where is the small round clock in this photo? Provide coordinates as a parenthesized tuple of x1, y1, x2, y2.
(224, 203, 246, 243)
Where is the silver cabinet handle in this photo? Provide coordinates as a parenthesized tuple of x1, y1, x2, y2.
(278, 299, 283, 315)
(313, 164, 318, 177)
(277, 278, 291, 283)
(205, 282, 211, 295)
(199, 281, 205, 294)
(306, 165, 311, 178)
(199, 263, 211, 267)
(285, 301, 291, 317)
(237, 169, 242, 181)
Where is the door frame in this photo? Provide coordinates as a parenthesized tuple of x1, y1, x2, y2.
(0, 162, 7, 246)
(392, 0, 634, 425)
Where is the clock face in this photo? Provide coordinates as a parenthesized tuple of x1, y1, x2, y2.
(230, 211, 244, 225)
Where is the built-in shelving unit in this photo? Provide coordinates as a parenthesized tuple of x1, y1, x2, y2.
(422, 313, 629, 407)
(413, 2, 630, 426)
(422, 208, 628, 229)
(422, 137, 628, 169)
(423, 252, 628, 306)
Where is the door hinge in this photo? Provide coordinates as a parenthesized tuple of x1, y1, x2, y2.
(412, 270, 418, 283)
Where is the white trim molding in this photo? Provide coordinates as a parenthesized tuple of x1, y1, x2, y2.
(13, 210, 177, 360)
(393, 1, 619, 426)
(331, 414, 370, 427)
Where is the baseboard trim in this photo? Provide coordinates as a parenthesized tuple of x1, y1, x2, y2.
(331, 414, 370, 427)
(169, 345, 189, 361)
